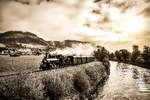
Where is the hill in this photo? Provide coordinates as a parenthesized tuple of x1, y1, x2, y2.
(0, 31, 48, 48)
(0, 31, 93, 49)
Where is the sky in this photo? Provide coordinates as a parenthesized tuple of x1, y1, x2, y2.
(0, 0, 150, 52)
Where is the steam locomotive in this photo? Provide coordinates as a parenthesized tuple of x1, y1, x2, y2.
(40, 53, 95, 70)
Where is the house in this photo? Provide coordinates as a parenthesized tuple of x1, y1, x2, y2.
(0, 43, 8, 54)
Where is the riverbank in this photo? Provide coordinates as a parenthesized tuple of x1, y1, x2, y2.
(0, 61, 110, 100)
(110, 59, 150, 70)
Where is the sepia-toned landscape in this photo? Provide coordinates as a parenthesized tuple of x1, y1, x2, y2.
(0, 0, 150, 100)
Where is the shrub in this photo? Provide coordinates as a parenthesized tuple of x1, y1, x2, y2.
(42, 73, 74, 100)
(73, 71, 90, 94)
(42, 76, 64, 100)
(0, 73, 36, 100)
(135, 56, 145, 64)
(85, 67, 101, 86)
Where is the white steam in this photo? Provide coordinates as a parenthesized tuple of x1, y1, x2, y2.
(51, 43, 96, 56)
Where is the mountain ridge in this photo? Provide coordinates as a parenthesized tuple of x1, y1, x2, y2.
(0, 31, 92, 49)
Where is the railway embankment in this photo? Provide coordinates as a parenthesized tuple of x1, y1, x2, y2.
(0, 60, 110, 100)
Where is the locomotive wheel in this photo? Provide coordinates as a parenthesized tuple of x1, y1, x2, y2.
(40, 63, 47, 70)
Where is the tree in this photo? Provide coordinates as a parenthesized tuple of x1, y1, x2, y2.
(131, 45, 141, 63)
(94, 46, 109, 61)
(142, 45, 150, 64)
(109, 52, 115, 60)
(119, 49, 130, 62)
(115, 50, 122, 61)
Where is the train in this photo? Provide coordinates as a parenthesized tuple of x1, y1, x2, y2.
(40, 53, 95, 70)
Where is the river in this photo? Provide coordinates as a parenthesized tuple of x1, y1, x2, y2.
(97, 61, 150, 100)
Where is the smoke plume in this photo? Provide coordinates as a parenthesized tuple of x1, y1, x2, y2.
(51, 43, 96, 56)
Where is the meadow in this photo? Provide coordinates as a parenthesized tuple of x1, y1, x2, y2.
(0, 55, 43, 74)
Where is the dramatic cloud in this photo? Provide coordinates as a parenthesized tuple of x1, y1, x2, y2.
(144, 0, 150, 3)
(0, 0, 92, 41)
(140, 7, 150, 17)
(0, 0, 150, 51)
(7, 0, 52, 5)
(81, 0, 150, 49)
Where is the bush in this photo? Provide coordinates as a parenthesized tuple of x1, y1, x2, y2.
(42, 73, 74, 100)
(42, 76, 65, 100)
(73, 71, 90, 94)
(85, 66, 101, 85)
(0, 73, 36, 100)
(135, 56, 145, 64)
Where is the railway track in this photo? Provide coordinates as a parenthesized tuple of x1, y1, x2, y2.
(0, 69, 43, 78)
(0, 65, 77, 78)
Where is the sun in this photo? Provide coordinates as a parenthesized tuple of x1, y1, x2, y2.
(124, 17, 145, 34)
(77, 5, 146, 43)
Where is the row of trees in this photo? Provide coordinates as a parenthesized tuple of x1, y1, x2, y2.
(109, 45, 150, 67)
(94, 46, 110, 74)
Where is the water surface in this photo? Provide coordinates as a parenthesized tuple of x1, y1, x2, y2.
(98, 61, 150, 100)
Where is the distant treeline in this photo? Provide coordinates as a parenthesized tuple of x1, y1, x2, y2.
(109, 45, 150, 69)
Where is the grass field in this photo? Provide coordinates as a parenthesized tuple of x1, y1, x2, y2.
(0, 55, 43, 74)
